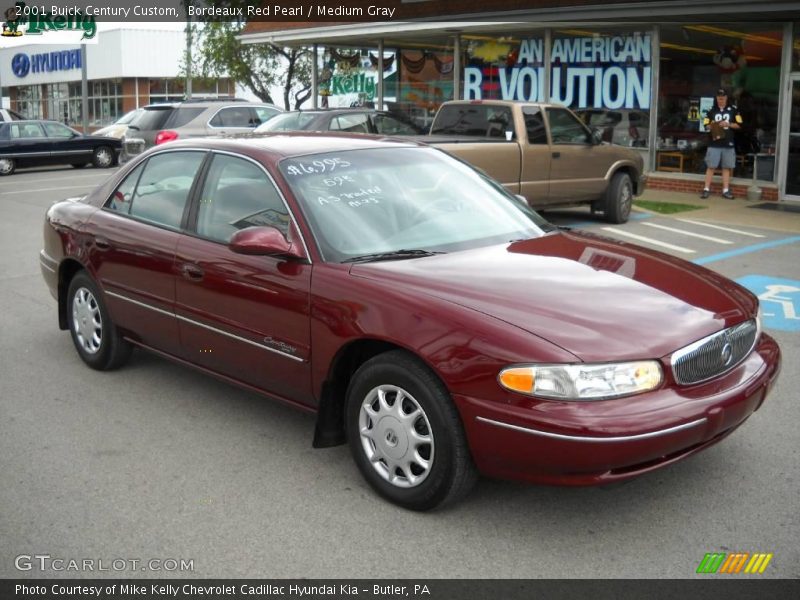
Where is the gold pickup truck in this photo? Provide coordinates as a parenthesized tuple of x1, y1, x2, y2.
(424, 100, 647, 223)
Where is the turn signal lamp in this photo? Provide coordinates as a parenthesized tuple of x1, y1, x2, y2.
(155, 130, 179, 145)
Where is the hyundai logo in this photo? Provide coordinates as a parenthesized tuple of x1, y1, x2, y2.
(720, 342, 733, 366)
(11, 53, 30, 78)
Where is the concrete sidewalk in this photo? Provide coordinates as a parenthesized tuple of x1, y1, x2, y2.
(636, 188, 800, 234)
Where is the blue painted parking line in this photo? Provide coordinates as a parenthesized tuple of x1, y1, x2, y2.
(692, 236, 800, 266)
(736, 275, 800, 332)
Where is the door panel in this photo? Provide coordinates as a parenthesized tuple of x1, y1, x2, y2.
(546, 108, 608, 203)
(175, 153, 313, 405)
(519, 105, 552, 206)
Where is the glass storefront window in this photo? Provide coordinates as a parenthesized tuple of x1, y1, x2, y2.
(549, 28, 652, 163)
(658, 24, 782, 181)
(318, 48, 398, 114)
(463, 33, 545, 103)
(395, 42, 453, 130)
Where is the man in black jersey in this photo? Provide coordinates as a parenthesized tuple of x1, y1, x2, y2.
(701, 88, 743, 199)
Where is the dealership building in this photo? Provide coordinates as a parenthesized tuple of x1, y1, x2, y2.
(0, 28, 234, 131)
(241, 0, 800, 201)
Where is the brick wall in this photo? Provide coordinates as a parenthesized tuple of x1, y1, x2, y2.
(646, 175, 779, 201)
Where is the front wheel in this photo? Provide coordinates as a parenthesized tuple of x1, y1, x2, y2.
(92, 146, 115, 168)
(604, 172, 633, 224)
(345, 350, 477, 510)
(0, 157, 16, 176)
(66, 271, 132, 370)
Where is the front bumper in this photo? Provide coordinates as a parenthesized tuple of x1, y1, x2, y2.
(454, 333, 780, 485)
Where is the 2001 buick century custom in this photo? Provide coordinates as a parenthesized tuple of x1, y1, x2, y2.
(40, 134, 781, 510)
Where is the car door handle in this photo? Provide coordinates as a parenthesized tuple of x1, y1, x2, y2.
(552, 152, 561, 158)
(181, 264, 204, 281)
(94, 236, 110, 250)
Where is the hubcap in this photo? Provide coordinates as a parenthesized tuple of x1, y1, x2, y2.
(95, 148, 112, 167)
(72, 287, 102, 354)
(0, 159, 13, 174)
(359, 385, 434, 488)
(620, 182, 632, 217)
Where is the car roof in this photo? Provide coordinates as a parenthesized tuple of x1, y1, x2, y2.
(150, 131, 421, 162)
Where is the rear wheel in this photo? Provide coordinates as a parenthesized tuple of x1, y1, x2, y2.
(345, 350, 477, 510)
(604, 172, 633, 224)
(92, 146, 115, 168)
(66, 271, 132, 370)
(0, 157, 15, 176)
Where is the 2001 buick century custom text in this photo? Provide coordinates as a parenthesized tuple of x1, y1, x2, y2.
(40, 133, 781, 510)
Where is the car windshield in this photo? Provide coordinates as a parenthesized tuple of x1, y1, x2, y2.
(279, 147, 551, 262)
(256, 112, 319, 132)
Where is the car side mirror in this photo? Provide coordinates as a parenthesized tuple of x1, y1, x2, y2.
(229, 226, 306, 260)
(591, 128, 603, 145)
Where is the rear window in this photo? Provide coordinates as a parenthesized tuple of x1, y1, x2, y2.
(257, 112, 319, 131)
(431, 105, 514, 138)
(164, 107, 205, 129)
(129, 107, 174, 132)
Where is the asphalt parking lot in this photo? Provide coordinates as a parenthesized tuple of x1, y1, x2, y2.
(1, 166, 798, 580)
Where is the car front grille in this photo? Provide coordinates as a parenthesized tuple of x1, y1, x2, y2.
(671, 319, 758, 385)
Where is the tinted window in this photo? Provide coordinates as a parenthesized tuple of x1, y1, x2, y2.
(330, 113, 370, 133)
(196, 154, 288, 243)
(165, 107, 205, 128)
(129, 107, 174, 131)
(12, 123, 46, 138)
(105, 163, 145, 214)
(431, 105, 513, 138)
(522, 107, 548, 145)
(371, 114, 422, 135)
(547, 108, 592, 144)
(43, 122, 76, 138)
(253, 106, 280, 124)
(128, 151, 206, 229)
(257, 112, 319, 131)
(209, 107, 255, 128)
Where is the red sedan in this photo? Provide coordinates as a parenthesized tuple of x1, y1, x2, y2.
(39, 134, 781, 510)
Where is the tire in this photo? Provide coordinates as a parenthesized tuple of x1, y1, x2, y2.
(0, 157, 16, 176)
(604, 172, 633, 224)
(345, 350, 477, 510)
(66, 271, 132, 370)
(92, 146, 115, 168)
(71, 163, 89, 169)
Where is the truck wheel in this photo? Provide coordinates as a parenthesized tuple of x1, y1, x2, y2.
(604, 172, 632, 224)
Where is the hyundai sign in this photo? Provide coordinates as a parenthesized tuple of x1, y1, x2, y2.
(10, 49, 82, 78)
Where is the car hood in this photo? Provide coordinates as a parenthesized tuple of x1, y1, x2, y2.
(349, 231, 757, 362)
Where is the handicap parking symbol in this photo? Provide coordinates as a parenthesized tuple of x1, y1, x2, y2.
(736, 275, 800, 332)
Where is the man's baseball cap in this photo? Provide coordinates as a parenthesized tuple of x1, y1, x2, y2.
(716, 88, 728, 96)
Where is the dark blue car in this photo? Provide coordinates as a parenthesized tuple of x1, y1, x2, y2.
(0, 120, 121, 175)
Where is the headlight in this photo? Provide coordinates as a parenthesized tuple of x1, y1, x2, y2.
(498, 361, 663, 401)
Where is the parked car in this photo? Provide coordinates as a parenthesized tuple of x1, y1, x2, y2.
(92, 108, 144, 139)
(121, 99, 281, 162)
(0, 107, 25, 122)
(0, 120, 120, 175)
(423, 100, 647, 223)
(254, 108, 425, 136)
(40, 134, 780, 510)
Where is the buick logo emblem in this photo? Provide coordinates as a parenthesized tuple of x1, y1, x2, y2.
(720, 341, 733, 366)
(385, 430, 398, 447)
(11, 53, 30, 78)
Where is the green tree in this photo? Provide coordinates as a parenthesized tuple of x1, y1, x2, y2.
(192, 11, 312, 109)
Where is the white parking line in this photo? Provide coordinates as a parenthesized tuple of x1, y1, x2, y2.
(602, 227, 696, 254)
(641, 222, 733, 244)
(675, 219, 767, 238)
(0, 185, 93, 195)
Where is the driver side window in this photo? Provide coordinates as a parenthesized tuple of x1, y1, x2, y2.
(196, 154, 289, 243)
(547, 108, 592, 144)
